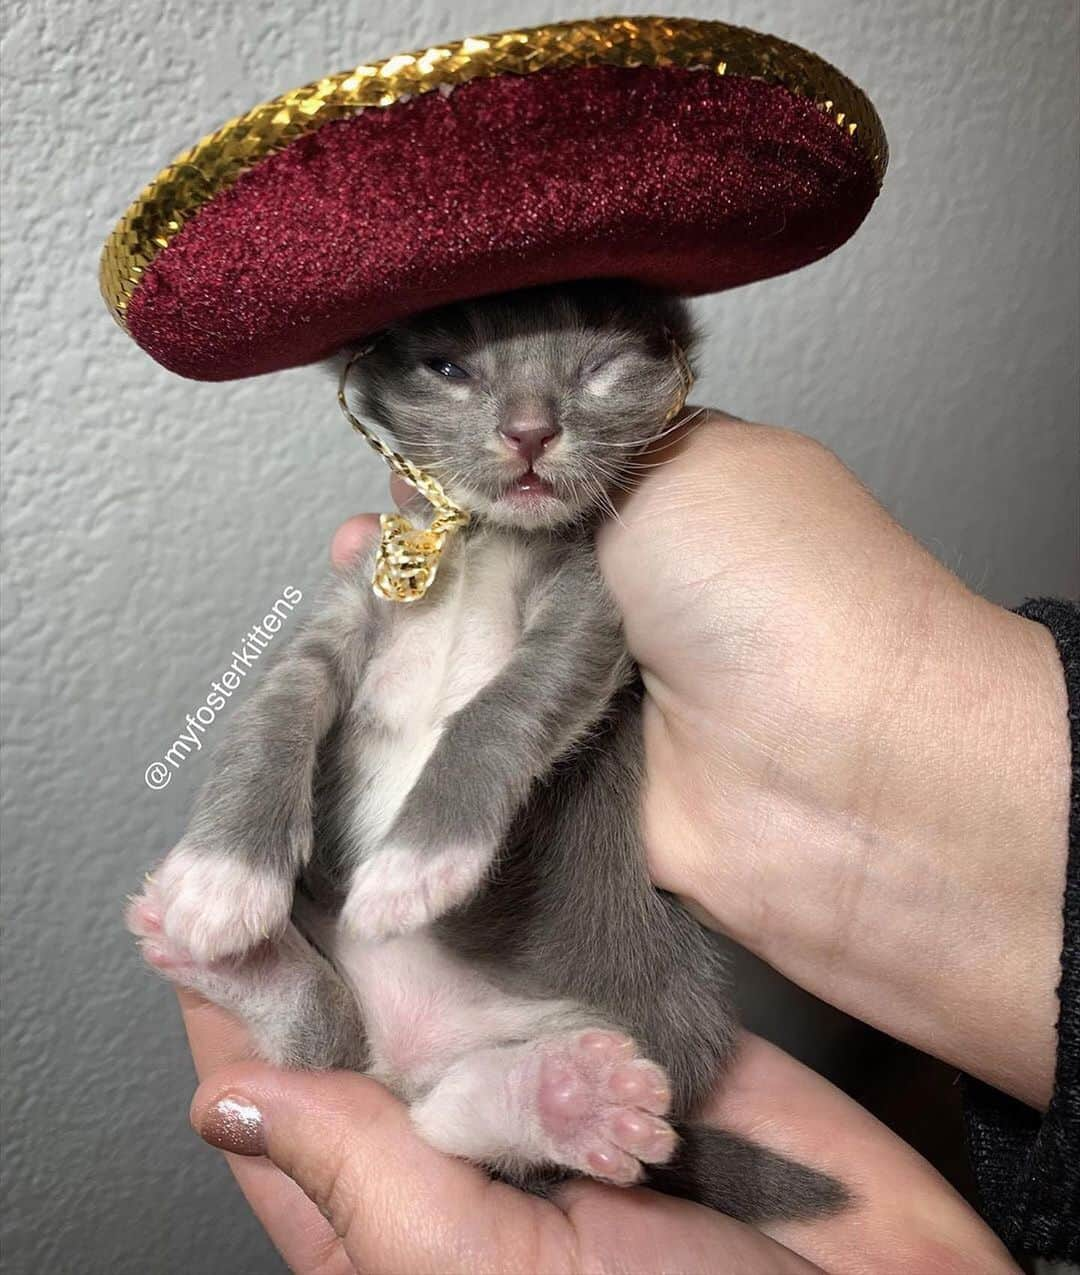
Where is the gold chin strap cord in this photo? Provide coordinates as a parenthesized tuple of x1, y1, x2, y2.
(338, 346, 470, 603)
(664, 330, 695, 427)
(338, 332, 694, 605)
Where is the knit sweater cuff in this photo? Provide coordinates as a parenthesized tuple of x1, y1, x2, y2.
(962, 597, 1080, 1262)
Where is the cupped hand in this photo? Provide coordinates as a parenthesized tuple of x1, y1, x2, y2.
(180, 989, 1017, 1275)
(593, 415, 1069, 1109)
(170, 428, 1066, 1273)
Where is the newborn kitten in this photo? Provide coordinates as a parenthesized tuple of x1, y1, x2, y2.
(128, 280, 846, 1221)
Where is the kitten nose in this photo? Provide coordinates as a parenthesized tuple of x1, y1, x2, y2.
(499, 418, 561, 464)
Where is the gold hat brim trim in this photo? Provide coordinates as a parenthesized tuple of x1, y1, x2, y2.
(100, 15, 887, 329)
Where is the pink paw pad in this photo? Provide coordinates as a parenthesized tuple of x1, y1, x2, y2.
(536, 1031, 675, 1185)
(139, 938, 189, 973)
(125, 892, 162, 940)
(127, 883, 194, 974)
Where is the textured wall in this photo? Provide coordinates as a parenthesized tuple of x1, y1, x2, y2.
(2, 1, 1077, 1271)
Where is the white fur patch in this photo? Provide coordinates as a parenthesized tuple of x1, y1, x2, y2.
(345, 534, 527, 885)
(358, 532, 523, 731)
(340, 839, 492, 941)
(585, 353, 633, 399)
(326, 926, 579, 1098)
(153, 844, 292, 963)
(348, 731, 440, 850)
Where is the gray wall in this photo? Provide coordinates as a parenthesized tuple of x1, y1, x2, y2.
(2, 1, 1077, 1271)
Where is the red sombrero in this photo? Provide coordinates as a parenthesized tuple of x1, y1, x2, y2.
(100, 15, 887, 382)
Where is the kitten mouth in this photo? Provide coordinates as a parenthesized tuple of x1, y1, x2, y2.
(498, 470, 560, 504)
(512, 470, 556, 496)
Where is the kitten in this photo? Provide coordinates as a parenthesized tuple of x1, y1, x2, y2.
(128, 280, 847, 1221)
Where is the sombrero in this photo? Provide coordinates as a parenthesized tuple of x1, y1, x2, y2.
(100, 15, 887, 384)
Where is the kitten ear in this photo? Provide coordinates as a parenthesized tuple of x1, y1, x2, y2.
(320, 332, 394, 390)
(319, 344, 356, 388)
(657, 296, 699, 368)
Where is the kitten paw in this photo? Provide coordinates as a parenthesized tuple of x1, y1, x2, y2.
(127, 883, 209, 978)
(411, 1029, 676, 1184)
(536, 1031, 675, 1184)
(138, 844, 293, 963)
(127, 877, 279, 1006)
(341, 840, 492, 940)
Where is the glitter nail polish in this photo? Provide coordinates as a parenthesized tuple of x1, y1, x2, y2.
(198, 1094, 265, 1156)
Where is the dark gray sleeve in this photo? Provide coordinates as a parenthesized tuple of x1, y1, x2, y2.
(962, 597, 1079, 1263)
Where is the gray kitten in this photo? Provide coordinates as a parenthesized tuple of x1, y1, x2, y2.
(128, 280, 846, 1222)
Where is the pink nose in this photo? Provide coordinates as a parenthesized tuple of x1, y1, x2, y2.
(499, 421, 561, 465)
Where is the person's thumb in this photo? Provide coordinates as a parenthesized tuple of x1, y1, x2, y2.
(189, 1062, 561, 1274)
(330, 513, 380, 571)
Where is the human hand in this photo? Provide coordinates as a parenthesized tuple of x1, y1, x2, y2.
(176, 452, 1057, 1273)
(181, 988, 1018, 1274)
(593, 414, 1070, 1109)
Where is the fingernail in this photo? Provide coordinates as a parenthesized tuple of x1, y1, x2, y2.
(197, 1094, 266, 1156)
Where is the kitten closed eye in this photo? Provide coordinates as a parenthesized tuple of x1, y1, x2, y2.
(583, 352, 633, 396)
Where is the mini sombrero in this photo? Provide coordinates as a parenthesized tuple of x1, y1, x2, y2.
(100, 15, 887, 383)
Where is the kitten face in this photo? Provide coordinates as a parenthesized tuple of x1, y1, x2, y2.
(352, 281, 696, 531)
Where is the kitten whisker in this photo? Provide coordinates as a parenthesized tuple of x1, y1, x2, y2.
(588, 473, 626, 529)
(587, 408, 707, 452)
(621, 456, 683, 473)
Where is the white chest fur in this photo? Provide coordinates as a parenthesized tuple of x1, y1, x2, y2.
(348, 533, 530, 847)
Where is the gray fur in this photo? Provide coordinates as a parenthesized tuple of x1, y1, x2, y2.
(238, 924, 370, 1072)
(152, 280, 848, 1224)
(182, 621, 371, 875)
(385, 549, 632, 865)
